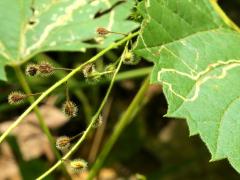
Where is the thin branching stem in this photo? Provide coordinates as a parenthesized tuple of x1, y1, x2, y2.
(36, 53, 93, 123)
(210, 0, 240, 32)
(69, 131, 85, 141)
(13, 65, 71, 179)
(87, 77, 150, 179)
(88, 70, 114, 78)
(54, 67, 74, 71)
(109, 31, 128, 36)
(25, 92, 42, 97)
(0, 31, 139, 145)
(36, 40, 130, 180)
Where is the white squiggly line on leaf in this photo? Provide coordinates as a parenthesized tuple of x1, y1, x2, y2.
(158, 59, 240, 102)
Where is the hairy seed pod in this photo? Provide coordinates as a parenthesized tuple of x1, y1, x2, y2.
(69, 159, 88, 173)
(25, 64, 39, 76)
(123, 51, 140, 65)
(92, 114, 103, 128)
(38, 62, 54, 76)
(96, 27, 110, 36)
(85, 73, 102, 85)
(104, 64, 116, 79)
(62, 100, 78, 118)
(56, 136, 71, 151)
(83, 64, 102, 84)
(82, 63, 96, 78)
(8, 91, 26, 105)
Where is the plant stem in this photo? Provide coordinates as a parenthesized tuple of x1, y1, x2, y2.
(115, 67, 152, 81)
(87, 77, 150, 179)
(73, 67, 152, 88)
(25, 92, 42, 97)
(210, 0, 240, 32)
(54, 67, 73, 71)
(88, 70, 114, 78)
(0, 31, 139, 145)
(88, 97, 113, 163)
(36, 40, 129, 180)
(110, 31, 128, 36)
(69, 131, 85, 141)
(13, 65, 71, 179)
(36, 53, 93, 123)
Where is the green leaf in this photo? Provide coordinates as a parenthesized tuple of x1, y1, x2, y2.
(0, 0, 138, 81)
(135, 0, 240, 173)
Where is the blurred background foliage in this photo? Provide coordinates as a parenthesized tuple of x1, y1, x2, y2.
(0, 0, 240, 179)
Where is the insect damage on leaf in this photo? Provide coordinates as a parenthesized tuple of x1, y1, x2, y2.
(0, 0, 139, 81)
(134, 0, 240, 173)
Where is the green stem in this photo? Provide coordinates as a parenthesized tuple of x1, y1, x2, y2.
(13, 65, 71, 178)
(110, 31, 128, 36)
(73, 67, 152, 88)
(36, 40, 128, 180)
(91, 71, 114, 77)
(87, 77, 150, 179)
(54, 67, 73, 71)
(69, 131, 85, 141)
(105, 50, 119, 62)
(36, 53, 93, 123)
(115, 67, 152, 81)
(25, 92, 42, 97)
(210, 0, 240, 32)
(0, 31, 139, 145)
